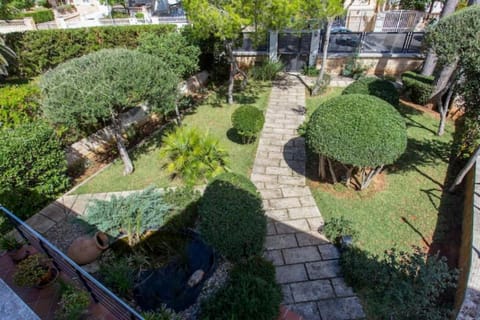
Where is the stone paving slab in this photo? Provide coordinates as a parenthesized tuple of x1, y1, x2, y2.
(251, 75, 364, 319)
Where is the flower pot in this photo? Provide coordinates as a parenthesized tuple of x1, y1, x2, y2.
(8, 245, 34, 264)
(67, 232, 109, 265)
(36, 265, 59, 289)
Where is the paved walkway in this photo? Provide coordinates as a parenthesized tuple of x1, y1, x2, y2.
(251, 76, 365, 320)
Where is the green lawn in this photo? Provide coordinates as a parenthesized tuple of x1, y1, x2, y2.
(73, 82, 271, 194)
(306, 88, 456, 255)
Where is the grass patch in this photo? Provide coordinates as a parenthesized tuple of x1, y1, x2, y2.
(307, 89, 458, 256)
(73, 81, 271, 194)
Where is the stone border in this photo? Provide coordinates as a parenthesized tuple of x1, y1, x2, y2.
(457, 156, 480, 319)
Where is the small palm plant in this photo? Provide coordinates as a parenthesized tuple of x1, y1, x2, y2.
(0, 37, 16, 76)
(159, 127, 228, 186)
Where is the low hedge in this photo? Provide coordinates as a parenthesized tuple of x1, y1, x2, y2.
(231, 105, 265, 143)
(199, 173, 266, 262)
(342, 77, 399, 106)
(200, 257, 281, 320)
(5, 24, 176, 78)
(401, 71, 434, 105)
(21, 9, 54, 23)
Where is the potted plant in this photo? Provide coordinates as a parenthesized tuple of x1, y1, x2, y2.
(56, 283, 91, 320)
(13, 254, 59, 288)
(0, 235, 30, 263)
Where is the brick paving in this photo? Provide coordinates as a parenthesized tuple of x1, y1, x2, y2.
(252, 75, 365, 320)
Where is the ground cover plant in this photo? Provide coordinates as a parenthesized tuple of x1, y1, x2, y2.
(73, 81, 271, 194)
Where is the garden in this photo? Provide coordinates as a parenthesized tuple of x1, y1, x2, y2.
(0, 21, 283, 320)
(1, 3, 479, 320)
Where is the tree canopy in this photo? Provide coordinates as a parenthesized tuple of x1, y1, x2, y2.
(40, 48, 179, 174)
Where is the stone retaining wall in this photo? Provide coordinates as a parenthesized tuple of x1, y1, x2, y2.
(456, 156, 480, 319)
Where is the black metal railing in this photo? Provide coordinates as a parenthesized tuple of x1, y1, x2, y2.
(0, 206, 144, 320)
(235, 31, 425, 55)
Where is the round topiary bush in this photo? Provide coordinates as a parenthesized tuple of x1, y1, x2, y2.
(199, 173, 266, 262)
(306, 94, 407, 189)
(342, 77, 399, 106)
(231, 105, 265, 143)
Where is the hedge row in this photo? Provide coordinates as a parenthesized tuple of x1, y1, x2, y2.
(5, 24, 176, 78)
(342, 77, 399, 106)
(20, 9, 54, 24)
(401, 71, 434, 105)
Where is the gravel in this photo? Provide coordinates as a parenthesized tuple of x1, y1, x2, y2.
(43, 214, 93, 253)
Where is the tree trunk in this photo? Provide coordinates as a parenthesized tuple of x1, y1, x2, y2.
(449, 145, 480, 192)
(225, 41, 235, 105)
(312, 19, 333, 96)
(360, 166, 383, 190)
(345, 167, 354, 187)
(327, 158, 337, 184)
(437, 98, 447, 136)
(111, 115, 134, 175)
(175, 104, 182, 125)
(319, 155, 326, 180)
(421, 51, 437, 76)
(421, 0, 459, 76)
(441, 0, 459, 18)
(430, 60, 458, 102)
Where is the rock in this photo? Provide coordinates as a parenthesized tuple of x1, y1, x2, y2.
(81, 261, 100, 274)
(188, 270, 205, 287)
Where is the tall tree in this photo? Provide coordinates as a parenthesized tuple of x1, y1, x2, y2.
(300, 0, 346, 96)
(426, 5, 480, 135)
(40, 49, 179, 175)
(183, 0, 298, 104)
(421, 0, 459, 76)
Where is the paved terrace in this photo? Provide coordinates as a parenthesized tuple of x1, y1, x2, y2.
(252, 75, 364, 320)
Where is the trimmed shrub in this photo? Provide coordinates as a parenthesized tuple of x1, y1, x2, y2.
(230, 256, 276, 285)
(159, 127, 228, 186)
(199, 173, 266, 261)
(341, 246, 458, 319)
(231, 105, 265, 143)
(401, 71, 434, 105)
(323, 217, 358, 246)
(200, 272, 282, 320)
(0, 121, 69, 222)
(342, 77, 399, 106)
(5, 24, 176, 78)
(251, 60, 283, 81)
(0, 83, 41, 129)
(20, 9, 54, 23)
(306, 94, 407, 168)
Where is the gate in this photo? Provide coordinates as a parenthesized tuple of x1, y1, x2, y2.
(278, 32, 311, 72)
(376, 10, 423, 32)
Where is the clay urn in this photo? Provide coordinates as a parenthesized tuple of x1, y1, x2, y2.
(67, 232, 109, 265)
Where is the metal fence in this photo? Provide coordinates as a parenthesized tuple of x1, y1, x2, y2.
(0, 206, 144, 320)
(236, 31, 425, 55)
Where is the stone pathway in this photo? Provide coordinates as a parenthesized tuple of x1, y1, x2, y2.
(251, 75, 365, 320)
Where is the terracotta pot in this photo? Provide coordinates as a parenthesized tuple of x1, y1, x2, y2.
(36, 265, 59, 289)
(8, 245, 34, 264)
(67, 232, 109, 265)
